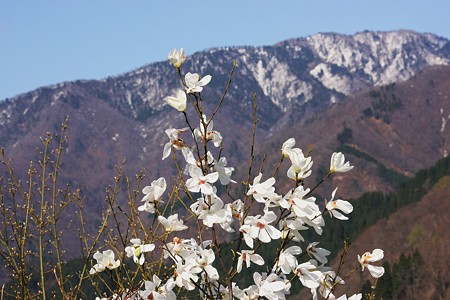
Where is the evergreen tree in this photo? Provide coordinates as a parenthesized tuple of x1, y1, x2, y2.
(375, 261, 393, 299)
(361, 280, 373, 300)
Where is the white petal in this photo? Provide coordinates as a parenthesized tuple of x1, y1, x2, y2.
(162, 143, 172, 160)
(198, 75, 212, 86)
(369, 249, 384, 261)
(367, 265, 385, 278)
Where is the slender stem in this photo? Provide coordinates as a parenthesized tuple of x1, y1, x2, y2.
(272, 154, 284, 178)
(38, 135, 51, 300)
(243, 93, 258, 202)
(51, 118, 68, 296)
(305, 172, 331, 198)
(207, 60, 236, 127)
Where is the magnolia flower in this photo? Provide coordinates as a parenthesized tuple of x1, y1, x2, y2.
(214, 157, 236, 185)
(168, 48, 186, 68)
(312, 270, 345, 300)
(158, 214, 188, 233)
(139, 275, 176, 300)
(280, 186, 325, 235)
(216, 283, 244, 300)
(166, 90, 187, 112)
(185, 165, 219, 195)
(240, 211, 281, 248)
(242, 284, 260, 300)
(138, 177, 166, 214)
(330, 152, 353, 173)
(254, 272, 291, 300)
(163, 237, 197, 261)
(162, 127, 190, 160)
(195, 247, 219, 280)
(185, 72, 212, 94)
(246, 173, 276, 203)
(194, 115, 223, 147)
(173, 260, 201, 291)
(279, 217, 307, 242)
(281, 138, 296, 158)
(191, 192, 223, 224)
(306, 242, 331, 265)
(89, 250, 120, 274)
(325, 188, 353, 220)
(236, 250, 264, 273)
(276, 246, 302, 274)
(287, 148, 313, 180)
(125, 238, 155, 265)
(191, 192, 234, 232)
(295, 260, 323, 289)
(358, 249, 385, 278)
(280, 186, 319, 220)
(280, 187, 325, 236)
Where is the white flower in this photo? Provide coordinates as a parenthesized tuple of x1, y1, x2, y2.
(168, 48, 186, 68)
(158, 214, 188, 233)
(166, 90, 187, 112)
(330, 152, 353, 173)
(185, 72, 211, 94)
(358, 249, 385, 278)
(194, 115, 223, 147)
(279, 186, 325, 234)
(185, 165, 219, 195)
(281, 138, 296, 158)
(173, 259, 201, 291)
(325, 188, 353, 220)
(253, 272, 291, 300)
(246, 173, 276, 203)
(162, 127, 191, 160)
(125, 238, 155, 265)
(139, 275, 176, 300)
(195, 247, 219, 280)
(307, 242, 331, 265)
(242, 284, 259, 300)
(191, 192, 223, 224)
(191, 192, 234, 232)
(287, 148, 313, 180)
(214, 157, 236, 185)
(295, 260, 323, 289)
(279, 217, 307, 242)
(240, 211, 281, 248)
(236, 250, 264, 273)
(217, 283, 244, 300)
(312, 270, 345, 300)
(138, 177, 167, 214)
(89, 250, 120, 274)
(276, 246, 301, 274)
(163, 237, 197, 261)
(280, 186, 318, 220)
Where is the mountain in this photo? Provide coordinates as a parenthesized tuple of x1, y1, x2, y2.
(330, 175, 450, 299)
(1, 30, 450, 263)
(293, 167, 450, 299)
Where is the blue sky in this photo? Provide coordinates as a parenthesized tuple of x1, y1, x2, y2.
(1, 0, 449, 100)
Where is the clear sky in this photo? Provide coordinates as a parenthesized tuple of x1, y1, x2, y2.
(1, 0, 449, 100)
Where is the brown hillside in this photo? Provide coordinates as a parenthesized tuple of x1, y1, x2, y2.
(330, 176, 450, 299)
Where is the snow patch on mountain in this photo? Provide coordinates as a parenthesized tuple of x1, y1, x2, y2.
(310, 63, 352, 95)
(305, 31, 450, 93)
(247, 53, 313, 110)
